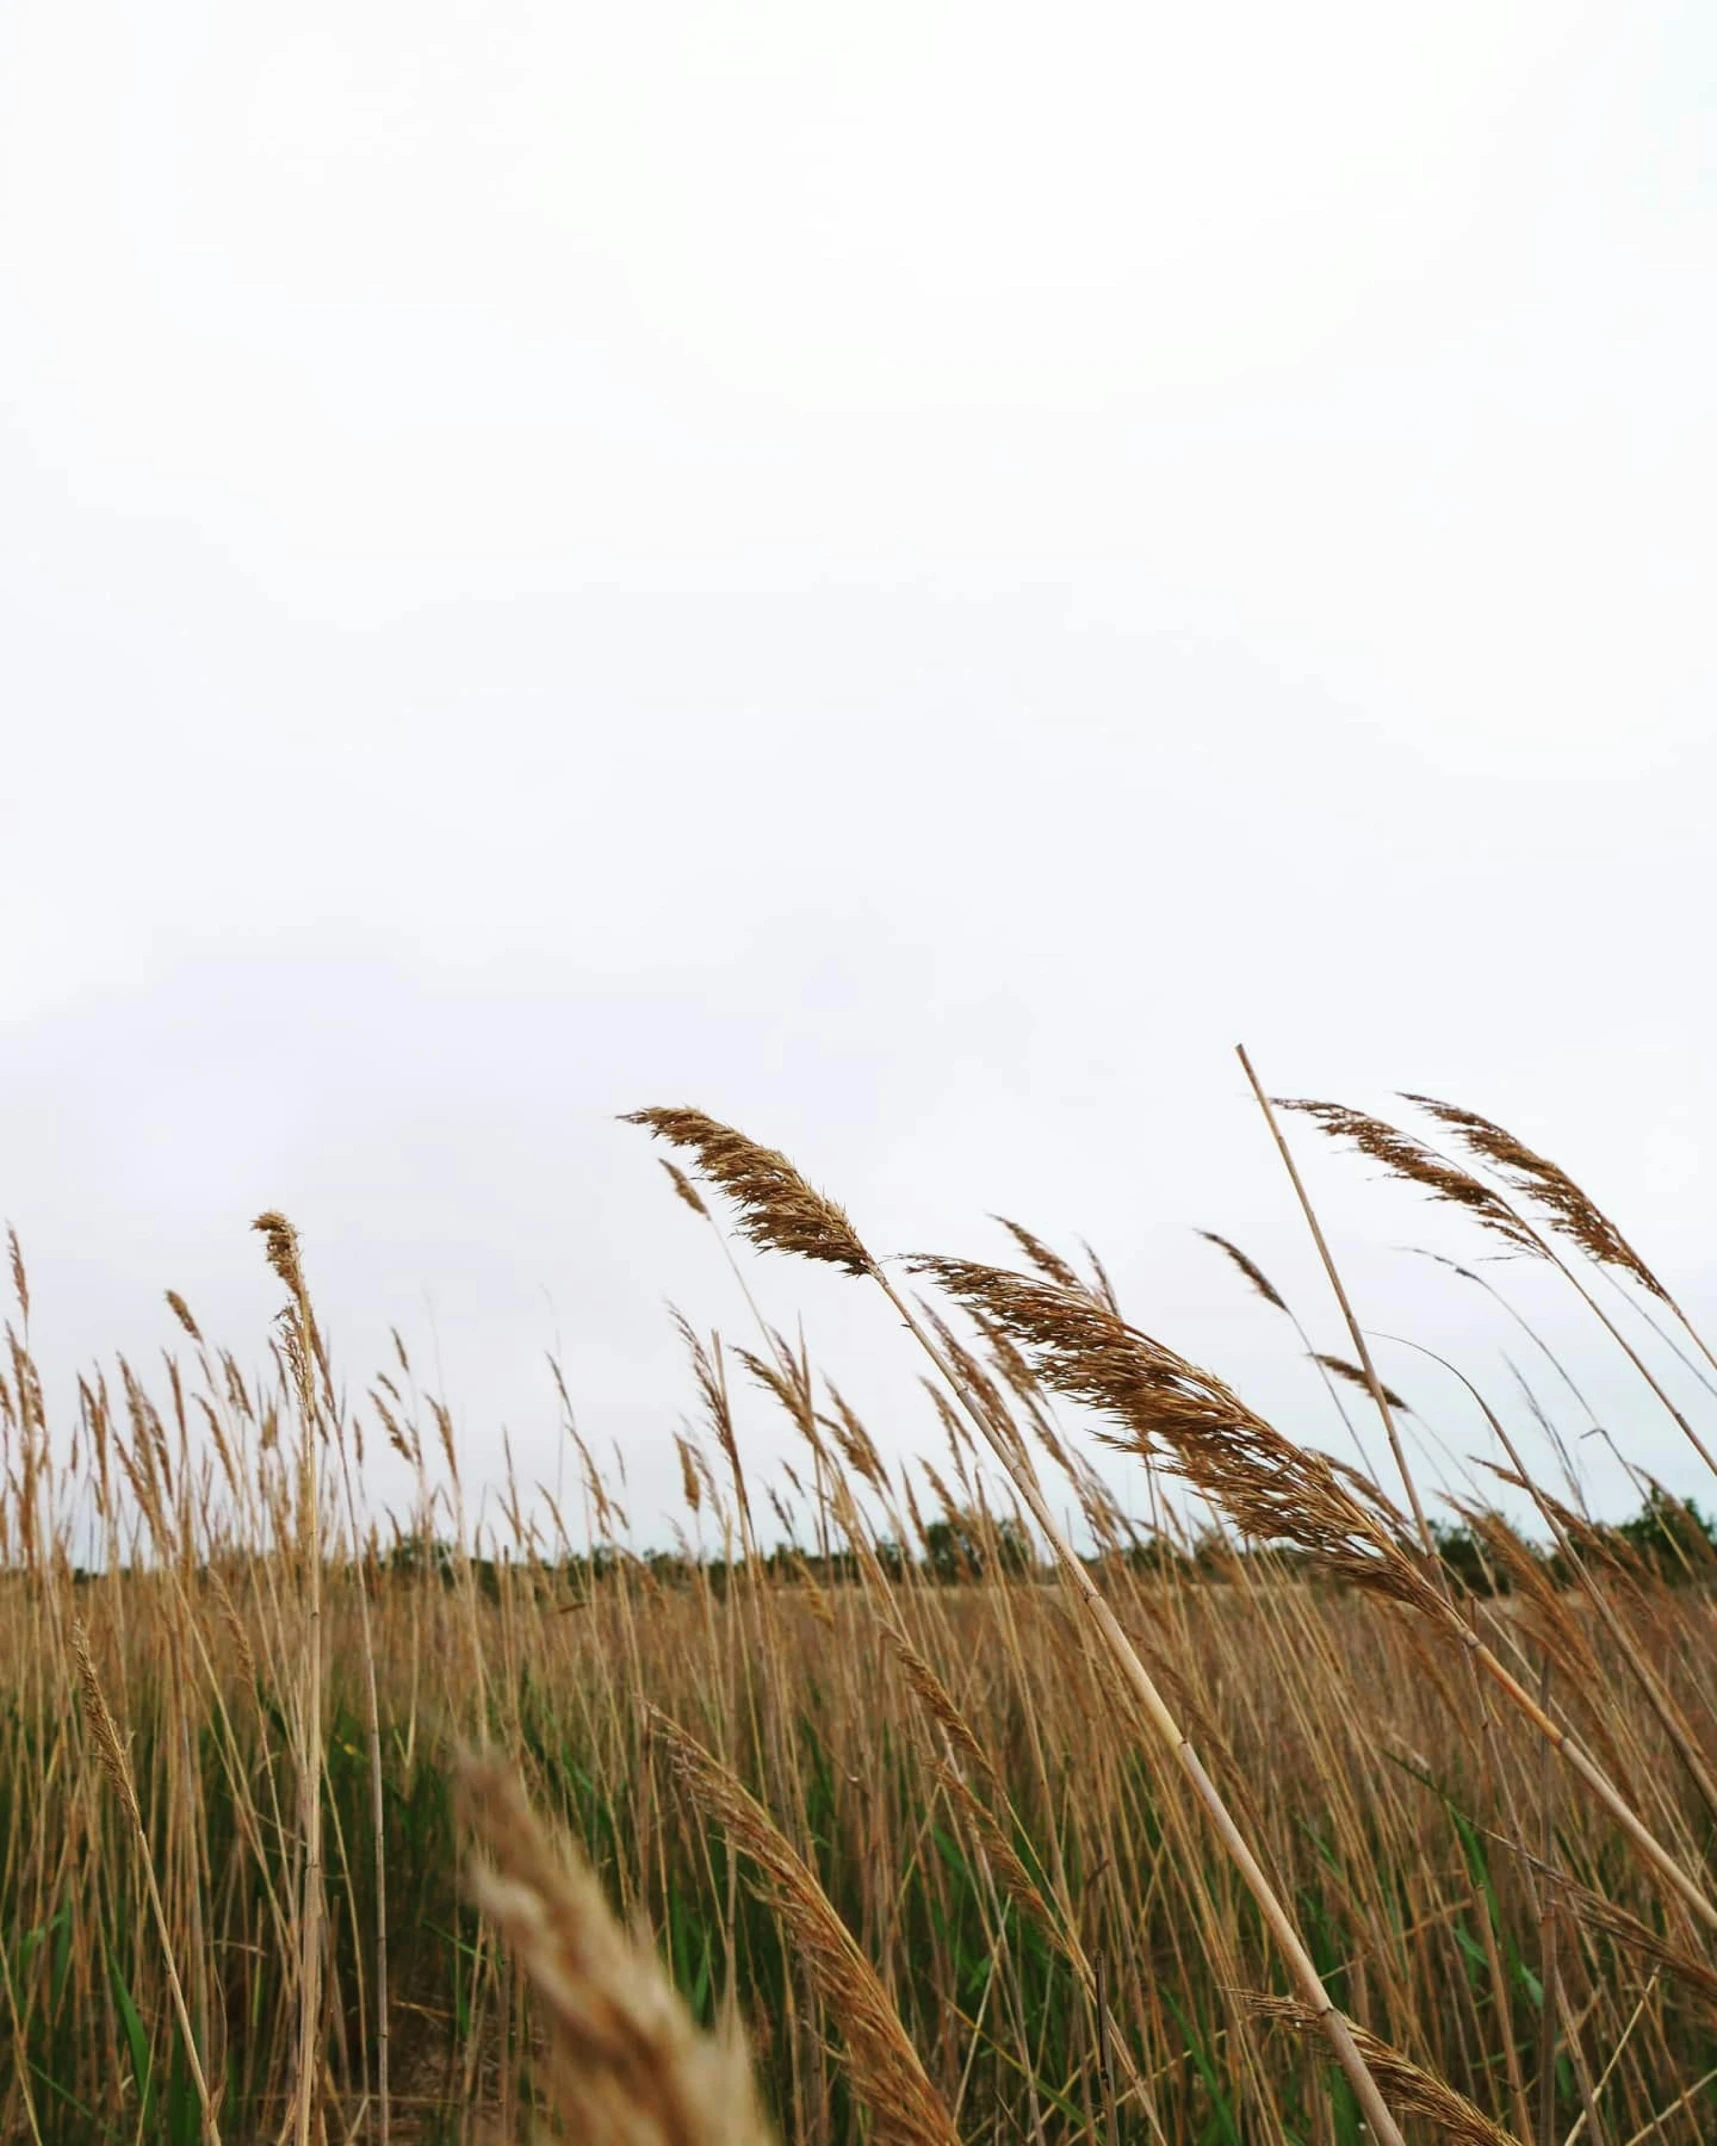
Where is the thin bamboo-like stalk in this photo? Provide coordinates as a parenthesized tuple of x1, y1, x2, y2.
(253, 1215, 326, 2146)
(336, 1427, 390, 2146)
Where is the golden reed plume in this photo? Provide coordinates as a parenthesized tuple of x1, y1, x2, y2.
(459, 1755, 777, 2146)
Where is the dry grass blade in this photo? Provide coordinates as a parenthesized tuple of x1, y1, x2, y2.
(1274, 1099, 1543, 1256)
(649, 1708, 962, 2146)
(458, 1754, 776, 2146)
(1246, 1994, 1524, 2146)
(1402, 1092, 1668, 1299)
(623, 1108, 875, 1274)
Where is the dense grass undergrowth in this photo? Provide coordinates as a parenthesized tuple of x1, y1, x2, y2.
(4, 1072, 1717, 2143)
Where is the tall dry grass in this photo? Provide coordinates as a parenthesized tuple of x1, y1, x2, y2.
(1, 1071, 1715, 2142)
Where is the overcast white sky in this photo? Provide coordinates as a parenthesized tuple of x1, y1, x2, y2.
(2, 2, 1713, 1545)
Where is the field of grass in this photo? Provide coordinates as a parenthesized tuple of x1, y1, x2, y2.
(4, 1079, 1717, 2143)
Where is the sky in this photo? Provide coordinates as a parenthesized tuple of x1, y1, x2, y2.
(1, 2, 1713, 1547)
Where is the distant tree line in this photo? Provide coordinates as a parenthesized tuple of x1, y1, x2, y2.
(354, 1489, 1717, 1602)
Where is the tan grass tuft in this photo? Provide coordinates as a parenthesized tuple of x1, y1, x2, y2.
(458, 1754, 776, 2146)
(623, 1108, 874, 1275)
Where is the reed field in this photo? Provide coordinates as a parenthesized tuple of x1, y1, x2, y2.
(5, 1070, 1717, 2144)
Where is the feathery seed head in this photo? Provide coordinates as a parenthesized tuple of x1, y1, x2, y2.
(251, 1210, 307, 1298)
(992, 1216, 1086, 1295)
(624, 1108, 874, 1275)
(164, 1290, 203, 1343)
(1247, 1996, 1522, 2146)
(459, 1755, 775, 2146)
(73, 1621, 141, 1829)
(1402, 1091, 1667, 1298)
(907, 1254, 1437, 1610)
(659, 1159, 711, 1220)
(651, 1710, 960, 2146)
(1274, 1100, 1541, 1256)
(1197, 1231, 1288, 1313)
(1312, 1354, 1411, 1413)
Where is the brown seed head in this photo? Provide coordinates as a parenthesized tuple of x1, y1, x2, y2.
(73, 1621, 142, 1830)
(991, 1216, 1085, 1295)
(652, 1710, 960, 2146)
(660, 1160, 711, 1220)
(1402, 1092, 1667, 1298)
(1312, 1355, 1411, 1413)
(1246, 1995, 1522, 2146)
(624, 1109, 873, 1275)
(1274, 1100, 1541, 1256)
(886, 1627, 999, 1792)
(934, 1761, 1056, 1936)
(251, 1210, 307, 1298)
(1560, 1875, 1717, 2009)
(674, 1434, 703, 1515)
(459, 1755, 775, 2146)
(1197, 1231, 1289, 1313)
(907, 1254, 1437, 1610)
(820, 1381, 888, 1491)
(164, 1290, 203, 1343)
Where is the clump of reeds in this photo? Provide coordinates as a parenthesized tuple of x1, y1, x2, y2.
(628, 1104, 1416, 2146)
(9, 1063, 1717, 2146)
(74, 1619, 223, 2145)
